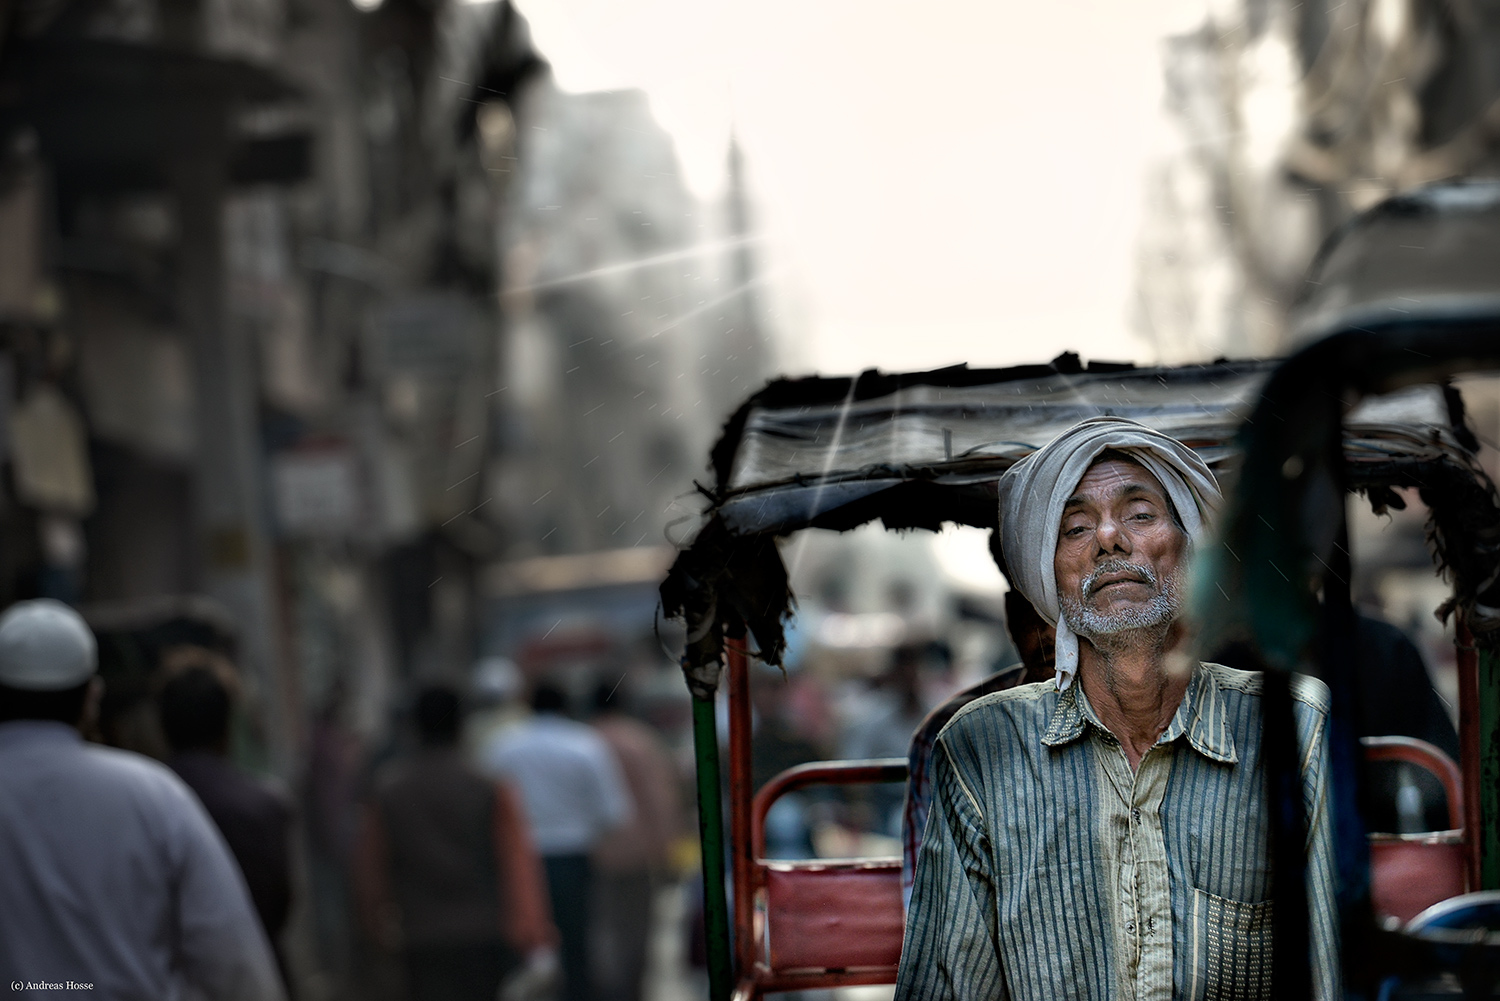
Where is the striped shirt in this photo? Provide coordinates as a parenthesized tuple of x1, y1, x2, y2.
(896, 662, 1338, 1001)
(903, 664, 1026, 909)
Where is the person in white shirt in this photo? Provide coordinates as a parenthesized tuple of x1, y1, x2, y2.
(0, 599, 285, 1001)
(481, 681, 631, 1001)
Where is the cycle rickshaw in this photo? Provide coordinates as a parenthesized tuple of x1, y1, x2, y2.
(662, 179, 1500, 999)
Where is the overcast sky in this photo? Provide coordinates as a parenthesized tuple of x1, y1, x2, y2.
(511, 0, 1210, 376)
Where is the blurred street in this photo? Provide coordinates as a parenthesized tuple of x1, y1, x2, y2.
(2, 0, 1500, 998)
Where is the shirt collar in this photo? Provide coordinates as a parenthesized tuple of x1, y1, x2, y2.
(1040, 663, 1238, 764)
(0, 719, 83, 749)
(1041, 683, 1091, 746)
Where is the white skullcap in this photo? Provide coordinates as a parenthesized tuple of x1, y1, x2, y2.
(471, 656, 522, 702)
(0, 599, 98, 691)
(996, 417, 1222, 691)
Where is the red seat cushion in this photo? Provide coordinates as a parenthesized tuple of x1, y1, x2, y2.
(1369, 838, 1467, 923)
(756, 838, 1461, 974)
(763, 861, 905, 972)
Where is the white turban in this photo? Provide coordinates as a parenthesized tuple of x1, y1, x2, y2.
(996, 416, 1222, 691)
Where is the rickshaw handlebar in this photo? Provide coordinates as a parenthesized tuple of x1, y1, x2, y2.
(1361, 735, 1466, 833)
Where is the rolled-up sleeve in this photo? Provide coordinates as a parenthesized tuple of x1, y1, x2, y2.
(896, 739, 1007, 1001)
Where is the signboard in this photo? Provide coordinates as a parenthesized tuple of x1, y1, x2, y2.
(271, 445, 360, 537)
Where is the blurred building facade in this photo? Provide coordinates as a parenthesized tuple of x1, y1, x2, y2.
(0, 0, 770, 993)
(1130, 0, 1500, 745)
(491, 80, 770, 562)
(1135, 0, 1500, 361)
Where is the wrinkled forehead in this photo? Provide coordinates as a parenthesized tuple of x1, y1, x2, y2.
(1066, 452, 1164, 499)
(1061, 451, 1183, 527)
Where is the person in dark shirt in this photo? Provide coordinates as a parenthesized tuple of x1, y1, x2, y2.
(358, 685, 554, 1001)
(1350, 613, 1459, 756)
(1210, 611, 1461, 832)
(1352, 613, 1460, 832)
(158, 665, 295, 986)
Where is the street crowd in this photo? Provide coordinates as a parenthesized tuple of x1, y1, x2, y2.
(0, 600, 684, 1001)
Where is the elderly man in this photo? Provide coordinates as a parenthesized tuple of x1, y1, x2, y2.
(896, 417, 1337, 1001)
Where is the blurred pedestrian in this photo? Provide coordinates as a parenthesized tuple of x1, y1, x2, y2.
(356, 685, 554, 1001)
(463, 656, 526, 757)
(589, 680, 682, 1001)
(748, 663, 825, 791)
(482, 681, 632, 1001)
(301, 682, 365, 993)
(0, 599, 284, 1001)
(159, 664, 295, 988)
(840, 642, 946, 838)
(1352, 613, 1462, 831)
(839, 643, 935, 763)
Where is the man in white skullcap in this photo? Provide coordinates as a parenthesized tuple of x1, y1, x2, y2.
(0, 599, 285, 1001)
(897, 418, 1338, 1001)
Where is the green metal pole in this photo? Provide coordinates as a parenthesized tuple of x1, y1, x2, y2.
(692, 693, 733, 1001)
(1480, 645, 1500, 890)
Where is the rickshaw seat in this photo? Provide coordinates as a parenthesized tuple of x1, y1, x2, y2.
(762, 860, 906, 972)
(744, 759, 909, 995)
(1363, 736, 1468, 923)
(732, 740, 1467, 995)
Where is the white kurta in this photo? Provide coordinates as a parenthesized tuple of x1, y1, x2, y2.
(0, 721, 284, 1001)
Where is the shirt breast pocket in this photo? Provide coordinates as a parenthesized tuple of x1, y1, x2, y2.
(1186, 887, 1273, 1001)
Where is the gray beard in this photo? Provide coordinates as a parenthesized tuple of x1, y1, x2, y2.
(1059, 558, 1181, 649)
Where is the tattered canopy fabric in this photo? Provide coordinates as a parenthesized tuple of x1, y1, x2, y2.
(996, 416, 1223, 690)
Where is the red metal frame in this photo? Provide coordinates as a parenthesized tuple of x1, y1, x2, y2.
(725, 640, 911, 999)
(726, 640, 756, 981)
(1362, 736, 1470, 921)
(1362, 735, 1466, 832)
(751, 759, 909, 859)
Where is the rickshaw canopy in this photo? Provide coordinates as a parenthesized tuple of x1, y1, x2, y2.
(664, 353, 1471, 696)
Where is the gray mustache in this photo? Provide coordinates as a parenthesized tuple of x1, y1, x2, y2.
(1081, 560, 1159, 600)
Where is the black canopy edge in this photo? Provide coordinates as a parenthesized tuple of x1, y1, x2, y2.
(704, 351, 1253, 492)
(675, 328, 1500, 690)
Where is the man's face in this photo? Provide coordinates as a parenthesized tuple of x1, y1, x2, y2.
(1053, 457, 1187, 640)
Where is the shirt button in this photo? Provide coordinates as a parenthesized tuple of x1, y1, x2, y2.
(1131, 808, 1141, 823)
(1125, 921, 1136, 935)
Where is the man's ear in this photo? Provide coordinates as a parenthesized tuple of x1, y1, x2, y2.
(78, 676, 105, 735)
